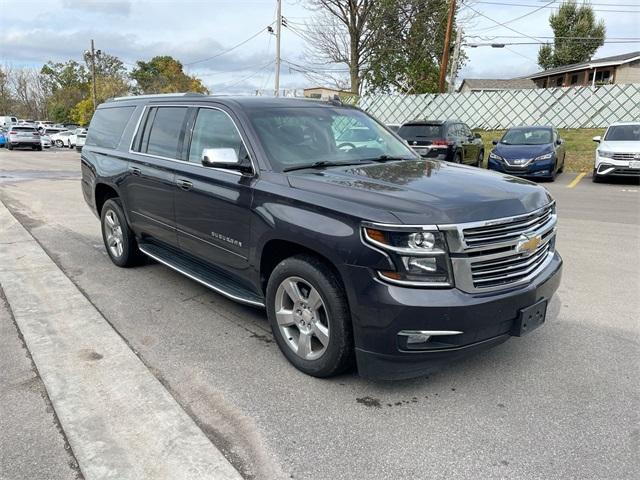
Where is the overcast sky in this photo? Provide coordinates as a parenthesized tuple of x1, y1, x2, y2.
(1, 0, 638, 94)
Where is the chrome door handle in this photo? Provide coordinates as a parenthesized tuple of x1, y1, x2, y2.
(177, 179, 193, 191)
(129, 166, 142, 176)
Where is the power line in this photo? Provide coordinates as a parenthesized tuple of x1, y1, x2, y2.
(464, 3, 549, 41)
(184, 24, 274, 66)
(473, 1, 640, 13)
(468, 0, 558, 34)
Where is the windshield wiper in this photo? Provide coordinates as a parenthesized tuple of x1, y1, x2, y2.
(364, 155, 413, 163)
(283, 161, 365, 172)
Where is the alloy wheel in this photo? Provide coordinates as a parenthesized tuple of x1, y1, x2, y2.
(104, 209, 124, 258)
(274, 276, 330, 360)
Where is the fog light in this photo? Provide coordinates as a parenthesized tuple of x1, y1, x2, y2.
(397, 330, 464, 349)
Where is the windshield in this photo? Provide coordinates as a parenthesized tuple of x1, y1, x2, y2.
(248, 106, 418, 172)
(501, 128, 552, 145)
(604, 125, 640, 141)
(398, 124, 443, 139)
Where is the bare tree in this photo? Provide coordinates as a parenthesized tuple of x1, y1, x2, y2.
(8, 68, 49, 119)
(304, 1, 375, 94)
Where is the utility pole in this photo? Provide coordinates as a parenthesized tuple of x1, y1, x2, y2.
(448, 27, 463, 93)
(274, 0, 282, 97)
(90, 40, 98, 109)
(438, 0, 457, 93)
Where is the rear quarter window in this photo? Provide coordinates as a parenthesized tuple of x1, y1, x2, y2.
(86, 106, 136, 149)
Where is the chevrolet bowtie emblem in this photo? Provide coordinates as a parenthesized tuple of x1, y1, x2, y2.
(516, 234, 542, 255)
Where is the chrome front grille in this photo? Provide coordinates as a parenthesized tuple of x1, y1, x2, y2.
(440, 202, 557, 293)
(612, 153, 639, 161)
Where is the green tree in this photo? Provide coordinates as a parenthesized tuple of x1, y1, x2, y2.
(40, 60, 89, 122)
(365, 0, 462, 94)
(130, 56, 209, 94)
(538, 0, 605, 70)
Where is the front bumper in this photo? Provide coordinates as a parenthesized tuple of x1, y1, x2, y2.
(345, 252, 562, 380)
(594, 158, 640, 178)
(488, 157, 555, 178)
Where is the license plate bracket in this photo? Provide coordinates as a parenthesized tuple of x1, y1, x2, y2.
(512, 299, 547, 336)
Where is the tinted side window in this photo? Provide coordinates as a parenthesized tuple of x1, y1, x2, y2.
(144, 107, 189, 158)
(86, 106, 135, 149)
(188, 108, 246, 164)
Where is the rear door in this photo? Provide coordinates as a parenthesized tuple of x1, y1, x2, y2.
(173, 105, 255, 273)
(125, 105, 190, 248)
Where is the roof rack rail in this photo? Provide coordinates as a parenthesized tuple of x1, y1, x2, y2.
(106, 92, 206, 102)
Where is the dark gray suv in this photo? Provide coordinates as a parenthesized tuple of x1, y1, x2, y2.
(81, 94, 562, 380)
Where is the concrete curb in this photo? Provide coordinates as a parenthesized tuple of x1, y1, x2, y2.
(0, 201, 243, 480)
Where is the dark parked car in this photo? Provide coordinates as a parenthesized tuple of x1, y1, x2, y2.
(81, 94, 562, 380)
(397, 119, 484, 166)
(488, 126, 566, 181)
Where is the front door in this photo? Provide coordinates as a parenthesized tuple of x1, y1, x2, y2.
(173, 106, 255, 273)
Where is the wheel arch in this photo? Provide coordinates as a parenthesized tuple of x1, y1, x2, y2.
(259, 239, 346, 296)
(94, 183, 120, 217)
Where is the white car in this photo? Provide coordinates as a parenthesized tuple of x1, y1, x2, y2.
(592, 122, 640, 182)
(68, 128, 87, 148)
(40, 134, 52, 148)
(48, 130, 73, 147)
(74, 130, 87, 151)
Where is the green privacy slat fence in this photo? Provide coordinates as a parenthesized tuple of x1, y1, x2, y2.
(348, 84, 640, 130)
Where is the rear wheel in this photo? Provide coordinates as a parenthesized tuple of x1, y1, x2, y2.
(100, 198, 143, 267)
(55, 139, 63, 147)
(266, 255, 354, 377)
(7, 144, 13, 151)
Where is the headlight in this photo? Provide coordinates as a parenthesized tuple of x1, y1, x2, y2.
(598, 150, 614, 158)
(362, 226, 452, 286)
(533, 153, 553, 161)
(488, 152, 503, 161)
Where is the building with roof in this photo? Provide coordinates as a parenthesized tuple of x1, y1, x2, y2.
(527, 51, 640, 88)
(457, 78, 538, 93)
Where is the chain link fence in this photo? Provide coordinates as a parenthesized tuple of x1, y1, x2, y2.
(346, 84, 640, 130)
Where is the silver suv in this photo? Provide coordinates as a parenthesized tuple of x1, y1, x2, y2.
(7, 125, 42, 151)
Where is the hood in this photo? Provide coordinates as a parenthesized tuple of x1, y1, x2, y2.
(287, 160, 552, 225)
(493, 143, 552, 159)
(599, 140, 640, 153)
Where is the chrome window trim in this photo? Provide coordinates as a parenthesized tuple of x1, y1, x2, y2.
(128, 103, 257, 177)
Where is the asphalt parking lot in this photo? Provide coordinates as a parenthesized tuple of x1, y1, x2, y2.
(1, 147, 638, 480)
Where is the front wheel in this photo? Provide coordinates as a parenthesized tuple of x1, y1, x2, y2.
(55, 140, 63, 147)
(100, 198, 142, 267)
(266, 255, 354, 377)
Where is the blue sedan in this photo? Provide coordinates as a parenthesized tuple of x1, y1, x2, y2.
(487, 126, 566, 181)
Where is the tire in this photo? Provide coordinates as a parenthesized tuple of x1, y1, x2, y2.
(36, 145, 42, 151)
(55, 140, 63, 147)
(100, 198, 142, 267)
(558, 155, 565, 173)
(7, 144, 13, 151)
(475, 149, 484, 167)
(453, 152, 462, 164)
(266, 254, 354, 378)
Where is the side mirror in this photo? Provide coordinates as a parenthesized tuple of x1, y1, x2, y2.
(592, 136, 601, 143)
(492, 139, 499, 145)
(201, 148, 240, 168)
(474, 133, 482, 139)
(556, 139, 563, 145)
